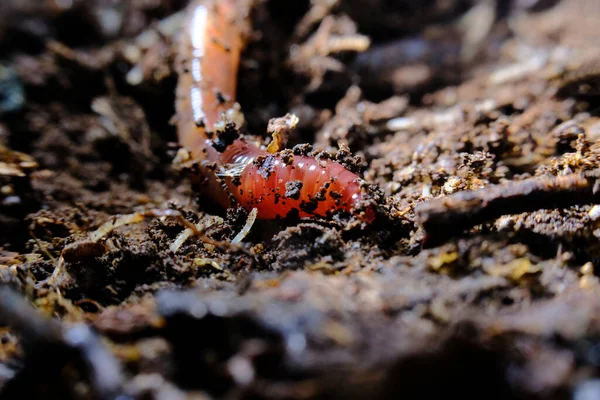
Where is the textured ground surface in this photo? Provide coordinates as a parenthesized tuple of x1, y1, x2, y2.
(2, 0, 600, 399)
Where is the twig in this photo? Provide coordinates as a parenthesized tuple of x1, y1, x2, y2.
(0, 286, 63, 346)
(0, 287, 125, 400)
(415, 174, 597, 246)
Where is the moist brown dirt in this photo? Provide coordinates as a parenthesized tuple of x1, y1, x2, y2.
(2, 0, 600, 399)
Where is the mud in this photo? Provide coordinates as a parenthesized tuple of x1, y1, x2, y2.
(2, 0, 600, 399)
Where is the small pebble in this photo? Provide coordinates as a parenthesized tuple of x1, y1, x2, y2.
(0, 64, 25, 115)
(589, 205, 600, 220)
(574, 379, 600, 400)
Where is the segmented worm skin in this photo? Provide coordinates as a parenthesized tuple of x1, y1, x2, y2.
(175, 0, 374, 221)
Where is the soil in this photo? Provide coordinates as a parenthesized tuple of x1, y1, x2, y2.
(2, 0, 600, 399)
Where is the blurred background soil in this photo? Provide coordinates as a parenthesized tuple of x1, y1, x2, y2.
(2, 0, 600, 399)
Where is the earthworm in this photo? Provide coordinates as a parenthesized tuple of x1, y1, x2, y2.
(175, 0, 375, 221)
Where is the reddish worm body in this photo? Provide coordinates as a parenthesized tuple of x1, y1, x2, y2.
(175, 0, 374, 221)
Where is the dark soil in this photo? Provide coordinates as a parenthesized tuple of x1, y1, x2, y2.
(2, 0, 600, 399)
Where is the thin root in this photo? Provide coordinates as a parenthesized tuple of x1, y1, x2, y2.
(231, 208, 258, 244)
